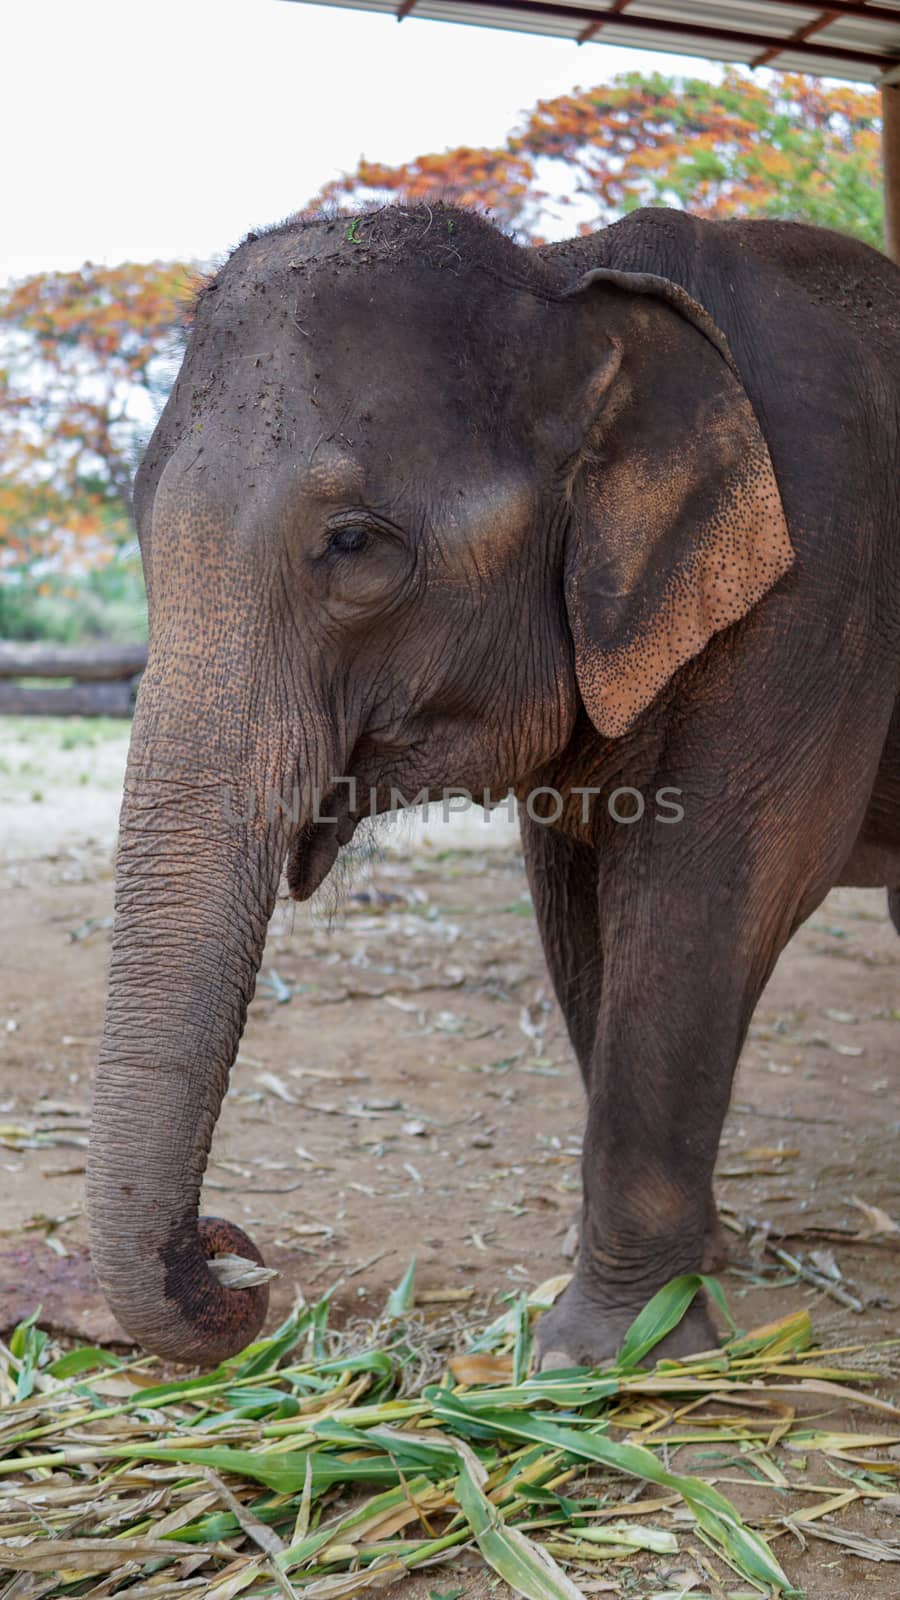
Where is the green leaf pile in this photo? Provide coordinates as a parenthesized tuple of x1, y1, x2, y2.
(2, 1272, 896, 1598)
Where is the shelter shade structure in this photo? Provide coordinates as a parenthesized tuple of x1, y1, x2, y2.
(285, 0, 900, 259)
(886, 75, 900, 257)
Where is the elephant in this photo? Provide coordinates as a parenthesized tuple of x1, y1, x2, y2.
(87, 201, 900, 1368)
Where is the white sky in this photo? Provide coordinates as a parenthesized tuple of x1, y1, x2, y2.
(3, 0, 722, 283)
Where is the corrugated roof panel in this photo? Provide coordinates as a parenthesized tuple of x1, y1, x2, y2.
(287, 0, 900, 82)
(822, 17, 900, 49)
(583, 22, 763, 61)
(392, 1, 583, 35)
(633, 0, 804, 34)
(767, 47, 886, 75)
(421, 1, 586, 34)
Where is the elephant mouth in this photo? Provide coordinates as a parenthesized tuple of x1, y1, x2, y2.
(286, 791, 360, 901)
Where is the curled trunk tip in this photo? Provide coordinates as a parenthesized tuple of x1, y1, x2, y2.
(88, 1198, 270, 1367)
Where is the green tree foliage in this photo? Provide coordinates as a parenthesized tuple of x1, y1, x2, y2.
(312, 69, 883, 248)
(0, 261, 194, 638)
(0, 261, 193, 567)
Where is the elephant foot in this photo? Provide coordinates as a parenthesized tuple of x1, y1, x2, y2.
(561, 1202, 729, 1274)
(534, 1276, 718, 1371)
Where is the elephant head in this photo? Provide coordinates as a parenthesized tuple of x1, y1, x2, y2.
(88, 206, 790, 1363)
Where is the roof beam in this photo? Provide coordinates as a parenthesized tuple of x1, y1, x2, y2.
(577, 0, 631, 47)
(751, 8, 837, 68)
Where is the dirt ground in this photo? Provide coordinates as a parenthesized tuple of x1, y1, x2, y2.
(1, 717, 899, 1598)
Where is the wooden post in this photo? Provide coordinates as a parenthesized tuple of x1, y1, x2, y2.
(884, 77, 900, 263)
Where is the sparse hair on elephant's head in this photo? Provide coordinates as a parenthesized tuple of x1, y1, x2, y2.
(186, 200, 551, 322)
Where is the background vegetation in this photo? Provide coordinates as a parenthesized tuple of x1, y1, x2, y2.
(0, 70, 882, 643)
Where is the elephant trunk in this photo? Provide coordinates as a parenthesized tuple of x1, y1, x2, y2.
(87, 678, 301, 1365)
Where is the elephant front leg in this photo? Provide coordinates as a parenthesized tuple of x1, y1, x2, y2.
(534, 890, 762, 1368)
(520, 815, 603, 1090)
(522, 816, 728, 1275)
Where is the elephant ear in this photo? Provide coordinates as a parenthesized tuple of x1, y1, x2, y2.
(560, 266, 793, 738)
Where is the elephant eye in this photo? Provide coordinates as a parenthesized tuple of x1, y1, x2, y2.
(327, 525, 370, 556)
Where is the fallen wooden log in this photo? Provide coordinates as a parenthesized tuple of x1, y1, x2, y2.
(0, 680, 136, 717)
(0, 643, 147, 681)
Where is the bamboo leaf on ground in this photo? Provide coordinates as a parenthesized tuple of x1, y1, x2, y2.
(1, 1282, 894, 1598)
(451, 1438, 587, 1600)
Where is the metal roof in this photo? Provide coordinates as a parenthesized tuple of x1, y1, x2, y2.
(287, 0, 900, 83)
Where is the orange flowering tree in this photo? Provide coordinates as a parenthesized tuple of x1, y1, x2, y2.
(0, 260, 193, 577)
(312, 69, 883, 248)
(0, 69, 883, 618)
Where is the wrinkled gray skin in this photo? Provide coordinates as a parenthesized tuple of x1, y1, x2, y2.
(88, 204, 900, 1368)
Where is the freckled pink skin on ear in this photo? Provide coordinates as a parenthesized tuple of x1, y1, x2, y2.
(562, 290, 793, 738)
